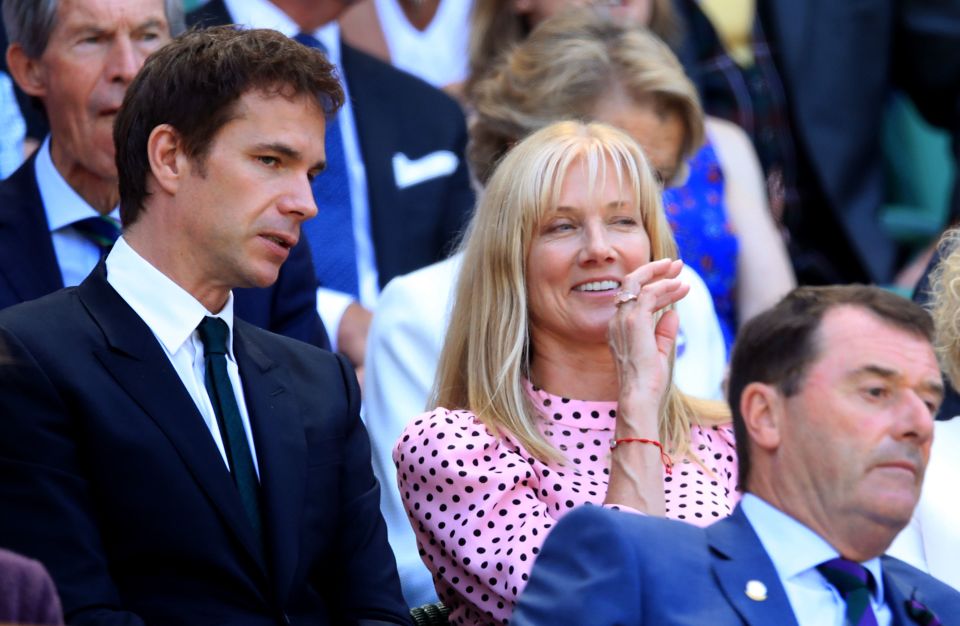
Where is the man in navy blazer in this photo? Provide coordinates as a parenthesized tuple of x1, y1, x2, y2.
(514, 285, 960, 625)
(187, 0, 475, 370)
(0, 0, 330, 350)
(0, 25, 408, 625)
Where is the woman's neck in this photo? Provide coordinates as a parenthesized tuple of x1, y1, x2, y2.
(529, 331, 619, 401)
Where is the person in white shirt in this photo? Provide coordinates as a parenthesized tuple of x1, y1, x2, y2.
(889, 228, 960, 592)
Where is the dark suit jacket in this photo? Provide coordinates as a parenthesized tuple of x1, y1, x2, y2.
(0, 155, 330, 349)
(0, 266, 409, 625)
(188, 1, 476, 288)
(677, 0, 960, 284)
(512, 505, 960, 626)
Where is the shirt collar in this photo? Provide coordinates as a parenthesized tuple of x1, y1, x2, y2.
(740, 494, 885, 602)
(35, 135, 120, 231)
(222, 0, 341, 65)
(105, 237, 236, 358)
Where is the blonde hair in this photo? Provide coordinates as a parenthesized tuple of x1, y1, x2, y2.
(468, 6, 704, 186)
(432, 120, 726, 464)
(928, 228, 960, 387)
(465, 0, 679, 101)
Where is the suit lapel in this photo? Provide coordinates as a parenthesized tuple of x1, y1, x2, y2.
(76, 267, 266, 570)
(883, 563, 923, 626)
(707, 507, 801, 626)
(0, 157, 65, 302)
(233, 324, 306, 605)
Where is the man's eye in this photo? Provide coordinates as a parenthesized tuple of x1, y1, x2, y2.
(257, 156, 279, 166)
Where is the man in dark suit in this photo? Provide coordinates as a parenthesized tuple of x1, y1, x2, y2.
(188, 0, 475, 372)
(513, 285, 960, 625)
(0, 0, 330, 350)
(0, 25, 409, 625)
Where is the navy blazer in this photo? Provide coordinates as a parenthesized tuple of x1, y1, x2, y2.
(513, 505, 960, 626)
(0, 155, 330, 349)
(0, 266, 409, 625)
(188, 1, 476, 288)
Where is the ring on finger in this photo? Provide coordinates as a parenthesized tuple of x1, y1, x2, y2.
(614, 289, 640, 306)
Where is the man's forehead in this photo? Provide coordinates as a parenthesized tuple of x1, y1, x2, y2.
(809, 305, 938, 379)
(54, 0, 168, 30)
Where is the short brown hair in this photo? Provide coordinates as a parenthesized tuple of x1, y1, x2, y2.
(727, 285, 935, 490)
(114, 26, 344, 225)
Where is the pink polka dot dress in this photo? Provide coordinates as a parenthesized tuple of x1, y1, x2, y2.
(393, 380, 740, 625)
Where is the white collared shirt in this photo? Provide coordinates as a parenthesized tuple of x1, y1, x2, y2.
(35, 136, 121, 288)
(741, 494, 891, 626)
(105, 238, 260, 477)
(223, 0, 379, 349)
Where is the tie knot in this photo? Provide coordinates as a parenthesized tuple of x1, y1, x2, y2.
(293, 32, 325, 53)
(72, 215, 121, 251)
(817, 557, 875, 597)
(197, 316, 230, 356)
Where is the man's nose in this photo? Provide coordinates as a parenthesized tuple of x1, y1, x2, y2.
(280, 179, 319, 221)
(106, 36, 142, 84)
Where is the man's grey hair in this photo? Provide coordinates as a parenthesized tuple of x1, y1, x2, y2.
(2, 0, 186, 58)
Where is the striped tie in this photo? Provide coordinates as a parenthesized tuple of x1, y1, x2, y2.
(817, 558, 880, 626)
(72, 215, 121, 259)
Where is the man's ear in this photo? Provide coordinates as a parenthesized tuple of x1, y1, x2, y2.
(739, 382, 785, 453)
(147, 124, 187, 196)
(6, 44, 47, 98)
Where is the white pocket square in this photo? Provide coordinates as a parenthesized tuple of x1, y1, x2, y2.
(392, 151, 459, 189)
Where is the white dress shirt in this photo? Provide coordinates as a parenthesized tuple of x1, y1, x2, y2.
(888, 417, 960, 591)
(35, 136, 121, 288)
(223, 0, 379, 350)
(741, 494, 892, 626)
(105, 237, 260, 477)
(374, 0, 472, 88)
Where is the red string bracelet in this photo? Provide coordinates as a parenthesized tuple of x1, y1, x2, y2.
(609, 437, 674, 475)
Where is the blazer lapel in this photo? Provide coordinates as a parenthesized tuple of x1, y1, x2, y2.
(233, 323, 306, 605)
(883, 563, 932, 626)
(0, 157, 65, 303)
(76, 267, 266, 570)
(707, 506, 801, 626)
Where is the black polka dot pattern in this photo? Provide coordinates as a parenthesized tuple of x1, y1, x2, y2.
(393, 380, 740, 625)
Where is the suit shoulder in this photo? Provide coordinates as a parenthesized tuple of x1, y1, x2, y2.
(0, 288, 82, 331)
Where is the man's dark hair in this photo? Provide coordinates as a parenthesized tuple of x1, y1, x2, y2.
(114, 26, 345, 225)
(727, 285, 935, 491)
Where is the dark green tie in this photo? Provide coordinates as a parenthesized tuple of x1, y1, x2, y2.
(72, 215, 121, 259)
(197, 316, 263, 544)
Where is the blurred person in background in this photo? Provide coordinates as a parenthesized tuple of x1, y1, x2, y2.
(889, 228, 960, 592)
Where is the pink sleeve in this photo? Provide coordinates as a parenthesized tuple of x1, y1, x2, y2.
(393, 408, 556, 622)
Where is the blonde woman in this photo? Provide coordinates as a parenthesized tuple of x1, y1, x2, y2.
(394, 121, 739, 625)
(470, 7, 795, 351)
(889, 229, 960, 592)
